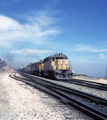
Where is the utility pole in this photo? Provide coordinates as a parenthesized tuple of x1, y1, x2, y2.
(105, 67, 107, 78)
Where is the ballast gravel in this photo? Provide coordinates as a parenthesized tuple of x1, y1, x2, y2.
(0, 73, 92, 120)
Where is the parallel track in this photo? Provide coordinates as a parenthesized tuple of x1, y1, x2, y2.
(10, 72, 107, 120)
(20, 73, 107, 105)
(60, 78, 107, 91)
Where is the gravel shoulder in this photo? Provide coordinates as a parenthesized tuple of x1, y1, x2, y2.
(73, 76, 107, 85)
(0, 73, 65, 120)
(0, 73, 92, 120)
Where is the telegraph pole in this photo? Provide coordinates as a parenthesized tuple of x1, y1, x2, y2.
(105, 67, 107, 78)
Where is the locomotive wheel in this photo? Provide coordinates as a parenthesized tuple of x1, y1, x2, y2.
(41, 71, 44, 76)
(48, 71, 54, 78)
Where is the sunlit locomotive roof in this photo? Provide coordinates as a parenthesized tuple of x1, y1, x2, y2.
(44, 53, 68, 62)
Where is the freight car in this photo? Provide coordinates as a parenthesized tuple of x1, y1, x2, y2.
(22, 53, 73, 79)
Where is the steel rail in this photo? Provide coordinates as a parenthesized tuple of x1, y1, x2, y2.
(20, 71, 107, 91)
(70, 78, 107, 86)
(47, 87, 107, 120)
(62, 79, 107, 91)
(19, 72, 107, 105)
(10, 73, 107, 120)
(45, 84, 107, 105)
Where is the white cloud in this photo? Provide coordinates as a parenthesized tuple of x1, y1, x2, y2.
(76, 56, 92, 63)
(100, 53, 106, 60)
(0, 12, 61, 46)
(42, 0, 62, 9)
(0, 15, 22, 31)
(75, 44, 91, 51)
(0, 0, 21, 7)
(12, 48, 53, 56)
(35, 11, 57, 27)
(75, 44, 107, 52)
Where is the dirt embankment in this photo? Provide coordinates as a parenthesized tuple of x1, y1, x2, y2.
(0, 59, 14, 73)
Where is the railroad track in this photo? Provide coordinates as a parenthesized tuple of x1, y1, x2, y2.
(9, 72, 107, 120)
(19, 72, 107, 106)
(60, 78, 107, 91)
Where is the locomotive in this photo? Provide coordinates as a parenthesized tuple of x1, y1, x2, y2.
(22, 53, 73, 79)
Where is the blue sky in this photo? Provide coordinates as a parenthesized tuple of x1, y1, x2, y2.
(0, 0, 107, 77)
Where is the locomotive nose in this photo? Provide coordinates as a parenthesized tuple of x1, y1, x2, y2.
(63, 72, 66, 77)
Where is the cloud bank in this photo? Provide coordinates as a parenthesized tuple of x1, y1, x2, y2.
(75, 44, 107, 52)
(0, 11, 61, 47)
(12, 48, 53, 56)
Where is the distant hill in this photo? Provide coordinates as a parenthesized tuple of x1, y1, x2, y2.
(0, 59, 14, 73)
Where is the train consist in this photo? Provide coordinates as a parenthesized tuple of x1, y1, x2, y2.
(21, 53, 73, 79)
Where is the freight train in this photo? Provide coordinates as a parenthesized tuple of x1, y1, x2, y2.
(21, 53, 73, 79)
